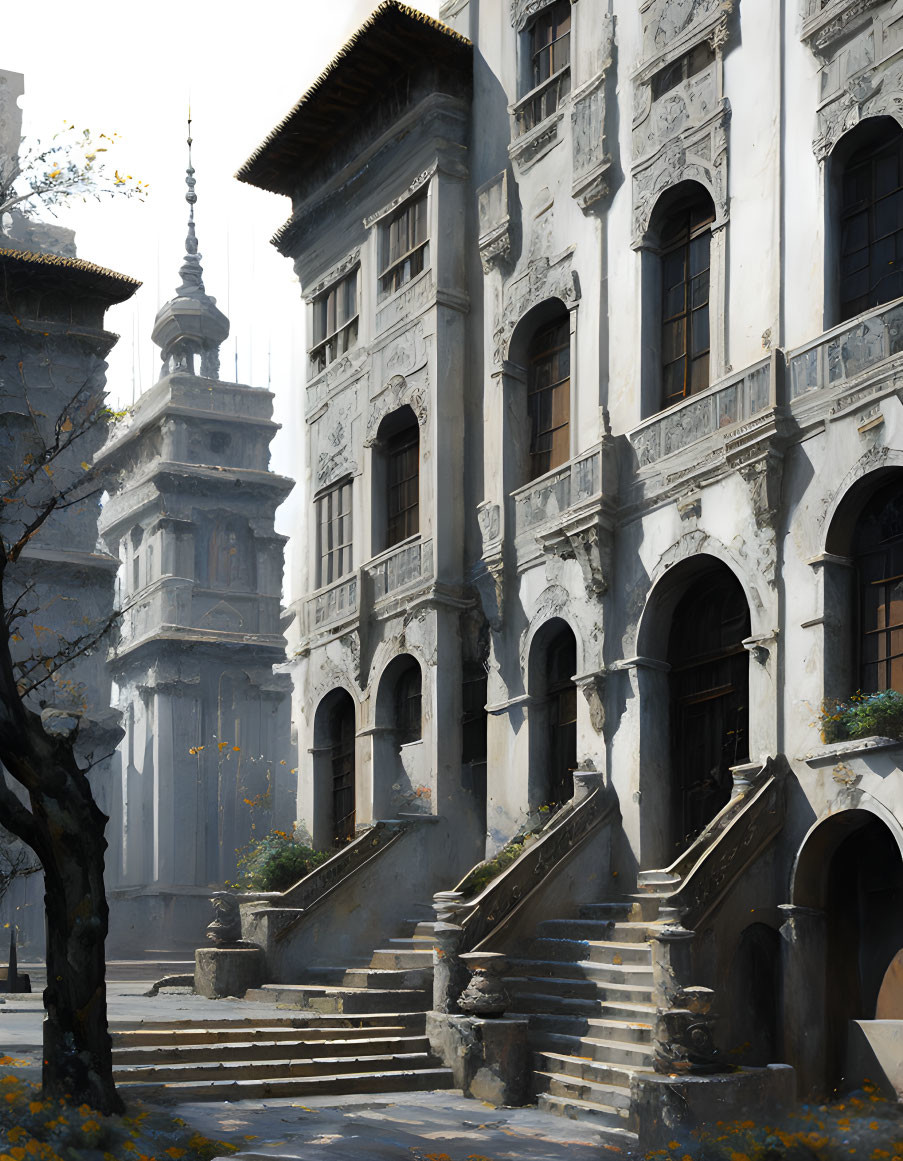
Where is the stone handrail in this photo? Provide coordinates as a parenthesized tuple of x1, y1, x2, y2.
(276, 819, 408, 914)
(512, 445, 602, 538)
(659, 756, 786, 928)
(450, 778, 619, 953)
(366, 537, 433, 601)
(788, 296, 903, 401)
(629, 359, 773, 467)
(307, 571, 359, 632)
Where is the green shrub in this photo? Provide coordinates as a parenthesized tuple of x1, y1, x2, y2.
(231, 829, 330, 892)
(820, 689, 903, 744)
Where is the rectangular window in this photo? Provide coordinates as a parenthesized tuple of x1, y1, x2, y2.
(316, 480, 353, 587)
(660, 202, 714, 410)
(528, 317, 571, 479)
(515, 0, 571, 135)
(651, 40, 715, 101)
(310, 267, 359, 374)
(379, 190, 429, 298)
(386, 426, 420, 547)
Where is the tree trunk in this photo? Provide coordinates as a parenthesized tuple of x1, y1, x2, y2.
(31, 752, 122, 1114)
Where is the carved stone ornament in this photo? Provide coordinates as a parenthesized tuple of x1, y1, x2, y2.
(206, 891, 242, 946)
(571, 21, 615, 210)
(538, 509, 614, 599)
(305, 248, 361, 304)
(632, 106, 730, 246)
(477, 171, 513, 273)
(363, 165, 436, 230)
(458, 952, 510, 1017)
(576, 672, 607, 733)
(637, 0, 735, 81)
(363, 374, 428, 446)
(510, 0, 567, 34)
(653, 985, 725, 1075)
(800, 0, 884, 57)
(493, 251, 579, 366)
(813, 57, 903, 160)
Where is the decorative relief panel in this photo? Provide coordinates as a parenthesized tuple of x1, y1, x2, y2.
(363, 373, 429, 446)
(813, 47, 903, 159)
(312, 389, 359, 489)
(636, 0, 735, 79)
(375, 270, 435, 333)
(374, 319, 428, 384)
(492, 249, 580, 366)
(571, 17, 615, 210)
(477, 171, 513, 273)
(306, 352, 367, 415)
(510, 0, 561, 33)
(801, 0, 885, 56)
(632, 63, 720, 161)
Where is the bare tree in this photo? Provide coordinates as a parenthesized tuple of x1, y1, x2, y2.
(0, 251, 139, 1113)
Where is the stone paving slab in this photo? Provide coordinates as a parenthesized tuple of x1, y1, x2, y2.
(173, 1090, 614, 1160)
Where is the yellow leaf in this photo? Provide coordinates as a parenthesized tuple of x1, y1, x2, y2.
(42, 465, 53, 477)
(60, 417, 73, 432)
(81, 461, 91, 471)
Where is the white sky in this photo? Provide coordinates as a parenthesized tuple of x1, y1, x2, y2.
(4, 0, 441, 597)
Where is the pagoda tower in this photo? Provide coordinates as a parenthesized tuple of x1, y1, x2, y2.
(97, 134, 294, 954)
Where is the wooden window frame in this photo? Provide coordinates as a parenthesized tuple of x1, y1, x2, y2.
(394, 663, 422, 746)
(385, 422, 420, 548)
(839, 129, 903, 323)
(527, 315, 571, 481)
(310, 267, 359, 374)
(515, 0, 571, 134)
(315, 478, 353, 588)
(660, 200, 715, 410)
(854, 482, 903, 694)
(378, 190, 429, 299)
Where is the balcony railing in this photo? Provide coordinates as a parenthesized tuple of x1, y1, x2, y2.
(307, 572, 358, 633)
(367, 537, 433, 601)
(629, 359, 773, 467)
(513, 445, 602, 538)
(512, 67, 570, 137)
(788, 298, 903, 401)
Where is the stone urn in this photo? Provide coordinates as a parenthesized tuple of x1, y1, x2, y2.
(458, 952, 509, 1017)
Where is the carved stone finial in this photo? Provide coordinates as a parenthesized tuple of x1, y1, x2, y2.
(653, 984, 725, 1074)
(205, 891, 242, 946)
(458, 952, 510, 1018)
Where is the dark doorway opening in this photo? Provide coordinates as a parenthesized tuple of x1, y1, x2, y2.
(328, 694, 356, 846)
(667, 567, 749, 854)
(546, 627, 577, 804)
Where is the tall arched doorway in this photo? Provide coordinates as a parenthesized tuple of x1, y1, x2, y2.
(313, 689, 356, 848)
(666, 564, 750, 853)
(793, 809, 903, 1093)
(528, 619, 578, 808)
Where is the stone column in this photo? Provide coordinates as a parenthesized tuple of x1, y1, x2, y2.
(432, 891, 469, 1014)
(650, 914, 696, 1009)
(779, 903, 827, 1098)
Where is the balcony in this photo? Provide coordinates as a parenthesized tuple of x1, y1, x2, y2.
(306, 572, 358, 634)
(366, 537, 434, 603)
(788, 298, 903, 403)
(629, 358, 773, 468)
(509, 68, 570, 170)
(513, 445, 603, 540)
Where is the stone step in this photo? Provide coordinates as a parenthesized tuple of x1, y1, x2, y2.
(506, 974, 600, 1002)
(529, 1030, 654, 1068)
(113, 1034, 429, 1066)
(508, 975, 654, 1008)
(527, 1011, 655, 1044)
(369, 948, 433, 970)
(508, 990, 605, 1018)
(117, 1066, 454, 1102)
(608, 922, 653, 943)
(535, 918, 651, 943)
(579, 897, 659, 922)
(243, 984, 429, 1014)
(537, 1091, 640, 1140)
(115, 1050, 438, 1085)
(508, 957, 653, 984)
(341, 967, 432, 990)
(534, 1068, 632, 1112)
(533, 1050, 649, 1090)
(110, 1013, 425, 1044)
(637, 870, 682, 889)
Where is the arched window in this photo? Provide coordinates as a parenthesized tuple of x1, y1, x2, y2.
(658, 192, 715, 409)
(528, 618, 578, 807)
(853, 479, 903, 692)
(527, 311, 570, 480)
(836, 120, 903, 322)
(373, 407, 420, 552)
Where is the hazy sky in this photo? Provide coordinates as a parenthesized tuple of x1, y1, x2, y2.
(4, 0, 440, 585)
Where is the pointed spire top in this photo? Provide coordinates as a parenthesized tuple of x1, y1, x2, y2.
(177, 111, 205, 297)
(151, 109, 230, 380)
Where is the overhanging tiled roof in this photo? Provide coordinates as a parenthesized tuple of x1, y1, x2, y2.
(237, 1, 472, 196)
(0, 246, 141, 304)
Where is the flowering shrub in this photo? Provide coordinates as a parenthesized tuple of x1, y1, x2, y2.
(819, 690, 903, 744)
(0, 1067, 237, 1161)
(229, 829, 330, 892)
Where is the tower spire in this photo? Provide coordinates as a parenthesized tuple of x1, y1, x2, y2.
(151, 110, 230, 381)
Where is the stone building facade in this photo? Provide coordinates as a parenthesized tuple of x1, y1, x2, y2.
(237, 0, 903, 1112)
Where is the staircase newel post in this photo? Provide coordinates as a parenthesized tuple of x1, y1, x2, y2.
(650, 908, 695, 1009)
(432, 891, 469, 1013)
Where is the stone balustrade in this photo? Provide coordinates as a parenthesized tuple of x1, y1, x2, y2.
(629, 359, 773, 468)
(788, 297, 903, 400)
(366, 537, 433, 601)
(512, 445, 603, 539)
(306, 572, 358, 633)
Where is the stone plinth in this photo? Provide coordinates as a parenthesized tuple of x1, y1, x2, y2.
(195, 944, 265, 998)
(426, 1012, 530, 1105)
(630, 1065, 796, 1151)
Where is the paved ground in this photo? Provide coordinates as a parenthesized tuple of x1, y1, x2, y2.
(0, 974, 612, 1161)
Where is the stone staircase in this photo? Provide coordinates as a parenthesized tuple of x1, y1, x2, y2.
(111, 1011, 451, 1100)
(112, 918, 450, 1100)
(505, 892, 666, 1145)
